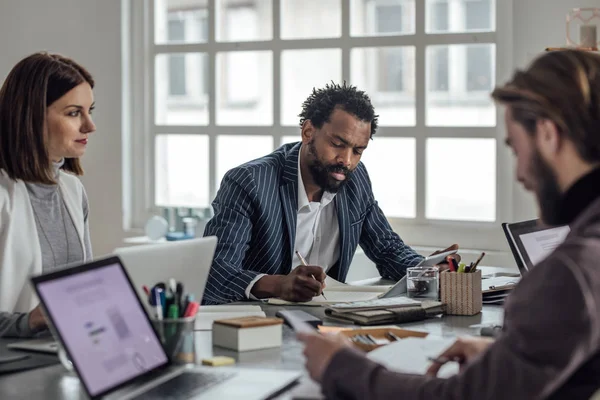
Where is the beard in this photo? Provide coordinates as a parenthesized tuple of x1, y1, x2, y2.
(532, 149, 563, 226)
(307, 140, 354, 193)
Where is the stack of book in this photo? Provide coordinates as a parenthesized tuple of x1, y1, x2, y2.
(481, 276, 520, 305)
(324, 297, 445, 326)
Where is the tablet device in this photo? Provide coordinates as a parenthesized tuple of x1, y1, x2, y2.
(502, 219, 570, 275)
(379, 249, 458, 298)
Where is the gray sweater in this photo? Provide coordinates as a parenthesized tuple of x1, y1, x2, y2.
(0, 161, 92, 337)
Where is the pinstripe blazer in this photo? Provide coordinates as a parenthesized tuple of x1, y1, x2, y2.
(202, 142, 424, 305)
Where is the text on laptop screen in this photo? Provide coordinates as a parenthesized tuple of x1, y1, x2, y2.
(519, 225, 571, 266)
(36, 262, 168, 396)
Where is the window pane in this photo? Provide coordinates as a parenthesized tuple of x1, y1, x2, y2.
(281, 0, 341, 39)
(426, 0, 495, 33)
(351, 0, 415, 36)
(155, 0, 208, 44)
(217, 51, 273, 126)
(426, 44, 496, 127)
(360, 138, 416, 218)
(155, 134, 209, 208)
(281, 49, 342, 126)
(155, 53, 209, 126)
(282, 136, 301, 146)
(216, 136, 273, 188)
(216, 0, 272, 42)
(351, 47, 416, 126)
(426, 138, 496, 221)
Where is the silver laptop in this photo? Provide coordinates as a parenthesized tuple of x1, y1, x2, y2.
(114, 237, 217, 309)
(30, 256, 300, 400)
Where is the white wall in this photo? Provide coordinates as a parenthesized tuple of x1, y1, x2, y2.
(0, 0, 596, 268)
(510, 0, 600, 222)
(0, 0, 124, 256)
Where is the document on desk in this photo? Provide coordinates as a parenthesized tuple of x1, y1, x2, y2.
(267, 277, 391, 306)
(367, 337, 459, 378)
(195, 305, 266, 330)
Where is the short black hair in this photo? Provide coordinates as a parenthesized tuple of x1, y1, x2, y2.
(298, 81, 378, 138)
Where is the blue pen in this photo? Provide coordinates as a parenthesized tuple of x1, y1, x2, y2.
(159, 290, 166, 318)
(154, 288, 164, 321)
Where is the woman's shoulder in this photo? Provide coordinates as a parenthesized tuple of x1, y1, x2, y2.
(0, 170, 26, 208)
(58, 170, 85, 190)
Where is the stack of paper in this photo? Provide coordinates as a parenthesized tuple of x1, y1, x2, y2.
(195, 305, 266, 330)
(267, 277, 392, 306)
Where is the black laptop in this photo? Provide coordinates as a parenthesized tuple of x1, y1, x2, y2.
(502, 219, 570, 275)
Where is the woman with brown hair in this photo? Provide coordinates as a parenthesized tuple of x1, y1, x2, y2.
(0, 52, 96, 337)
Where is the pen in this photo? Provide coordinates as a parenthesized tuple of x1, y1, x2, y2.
(154, 288, 164, 321)
(386, 332, 402, 342)
(295, 250, 327, 300)
(470, 252, 485, 272)
(427, 356, 461, 365)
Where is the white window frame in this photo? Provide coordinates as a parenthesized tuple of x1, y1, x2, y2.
(124, 0, 514, 251)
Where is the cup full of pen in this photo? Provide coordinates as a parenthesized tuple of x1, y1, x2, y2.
(144, 279, 200, 364)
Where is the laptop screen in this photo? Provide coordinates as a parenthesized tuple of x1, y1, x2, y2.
(35, 261, 168, 397)
(503, 219, 570, 273)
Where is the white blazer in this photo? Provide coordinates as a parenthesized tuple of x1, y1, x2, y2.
(0, 170, 86, 313)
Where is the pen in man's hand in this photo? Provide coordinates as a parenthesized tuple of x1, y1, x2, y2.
(427, 356, 461, 365)
(295, 250, 327, 300)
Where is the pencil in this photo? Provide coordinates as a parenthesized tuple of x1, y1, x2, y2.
(295, 250, 327, 300)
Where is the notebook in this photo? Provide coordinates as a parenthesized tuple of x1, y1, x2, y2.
(325, 300, 445, 326)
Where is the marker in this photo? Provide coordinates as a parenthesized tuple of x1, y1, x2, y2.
(183, 301, 200, 318)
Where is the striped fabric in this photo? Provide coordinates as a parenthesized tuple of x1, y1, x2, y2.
(202, 142, 424, 305)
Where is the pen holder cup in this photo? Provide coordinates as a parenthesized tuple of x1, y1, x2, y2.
(440, 270, 482, 316)
(151, 316, 197, 364)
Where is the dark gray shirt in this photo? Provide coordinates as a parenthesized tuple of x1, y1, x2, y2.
(322, 173, 600, 399)
(0, 161, 92, 337)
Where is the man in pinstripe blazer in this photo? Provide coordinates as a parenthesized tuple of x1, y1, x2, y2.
(203, 82, 454, 305)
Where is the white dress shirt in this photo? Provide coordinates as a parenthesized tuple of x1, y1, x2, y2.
(245, 148, 340, 298)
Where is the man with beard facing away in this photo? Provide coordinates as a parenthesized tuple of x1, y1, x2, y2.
(297, 50, 600, 400)
(202, 82, 457, 305)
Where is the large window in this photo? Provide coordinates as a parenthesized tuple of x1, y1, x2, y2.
(128, 0, 512, 250)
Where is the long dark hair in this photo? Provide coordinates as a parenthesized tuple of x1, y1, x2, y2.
(0, 52, 95, 184)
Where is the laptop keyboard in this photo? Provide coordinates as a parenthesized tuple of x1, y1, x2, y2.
(134, 371, 236, 399)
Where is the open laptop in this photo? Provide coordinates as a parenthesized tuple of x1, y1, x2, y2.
(30, 256, 300, 400)
(502, 219, 570, 275)
(114, 237, 217, 309)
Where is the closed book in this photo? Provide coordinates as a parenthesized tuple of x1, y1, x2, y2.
(212, 316, 283, 352)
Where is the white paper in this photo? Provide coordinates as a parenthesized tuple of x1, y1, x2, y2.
(323, 277, 392, 293)
(194, 311, 266, 330)
(367, 337, 459, 378)
(268, 291, 381, 306)
(279, 376, 323, 400)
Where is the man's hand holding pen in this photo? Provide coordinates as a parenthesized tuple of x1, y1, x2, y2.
(278, 265, 327, 302)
